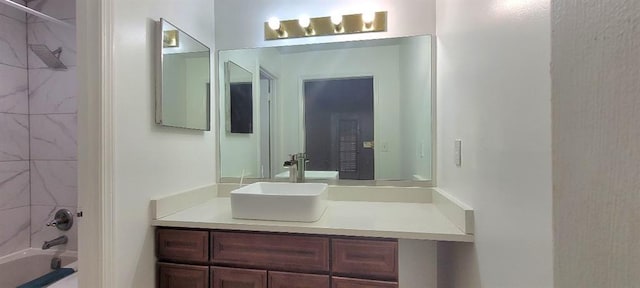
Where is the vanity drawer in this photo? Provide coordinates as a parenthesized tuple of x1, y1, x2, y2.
(331, 238, 398, 281)
(157, 262, 209, 288)
(157, 228, 209, 264)
(211, 266, 267, 288)
(269, 271, 330, 288)
(211, 231, 329, 273)
(331, 277, 398, 288)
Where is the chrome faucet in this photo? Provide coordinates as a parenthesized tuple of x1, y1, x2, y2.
(283, 153, 308, 183)
(42, 235, 68, 250)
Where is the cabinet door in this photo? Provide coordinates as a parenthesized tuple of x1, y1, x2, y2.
(158, 262, 209, 288)
(331, 277, 397, 288)
(269, 271, 329, 288)
(332, 238, 398, 281)
(211, 267, 267, 288)
(157, 228, 209, 264)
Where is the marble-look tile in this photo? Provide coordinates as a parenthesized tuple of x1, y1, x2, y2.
(27, 0, 75, 22)
(30, 114, 77, 160)
(0, 64, 28, 113)
(0, 161, 29, 210)
(0, 206, 29, 257)
(27, 19, 76, 68)
(0, 113, 29, 161)
(30, 205, 77, 251)
(31, 160, 76, 207)
(29, 67, 76, 114)
(0, 0, 26, 23)
(0, 14, 27, 68)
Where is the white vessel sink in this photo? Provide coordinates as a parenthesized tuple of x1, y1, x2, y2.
(274, 171, 339, 180)
(230, 182, 328, 222)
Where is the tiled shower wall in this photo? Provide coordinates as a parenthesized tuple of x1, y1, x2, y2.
(27, 0, 77, 251)
(0, 0, 76, 257)
(0, 0, 30, 257)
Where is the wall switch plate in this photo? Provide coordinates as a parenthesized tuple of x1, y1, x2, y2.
(455, 139, 462, 167)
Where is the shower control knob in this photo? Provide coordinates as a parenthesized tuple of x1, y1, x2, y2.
(46, 209, 74, 231)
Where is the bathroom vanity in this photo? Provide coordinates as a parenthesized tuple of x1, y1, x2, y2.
(151, 184, 474, 288)
(156, 228, 398, 288)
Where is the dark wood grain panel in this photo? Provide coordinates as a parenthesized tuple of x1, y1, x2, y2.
(211, 266, 267, 288)
(212, 232, 329, 273)
(332, 238, 398, 281)
(331, 277, 398, 288)
(157, 262, 208, 288)
(157, 228, 209, 263)
(269, 271, 329, 288)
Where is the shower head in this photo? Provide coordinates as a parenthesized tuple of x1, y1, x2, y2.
(29, 44, 67, 70)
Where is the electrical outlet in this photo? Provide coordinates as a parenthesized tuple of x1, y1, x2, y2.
(455, 139, 462, 167)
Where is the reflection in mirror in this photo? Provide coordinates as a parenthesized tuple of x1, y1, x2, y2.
(219, 35, 433, 184)
(225, 61, 254, 133)
(155, 18, 211, 130)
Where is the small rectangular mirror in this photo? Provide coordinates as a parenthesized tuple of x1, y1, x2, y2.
(225, 61, 254, 133)
(155, 18, 211, 130)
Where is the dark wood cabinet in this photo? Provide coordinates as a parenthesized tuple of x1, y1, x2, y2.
(268, 271, 329, 288)
(157, 229, 209, 264)
(331, 277, 398, 288)
(158, 262, 209, 288)
(155, 228, 399, 288)
(211, 266, 267, 288)
(332, 238, 398, 281)
(212, 231, 329, 273)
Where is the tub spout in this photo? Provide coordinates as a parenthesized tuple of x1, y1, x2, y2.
(42, 235, 68, 250)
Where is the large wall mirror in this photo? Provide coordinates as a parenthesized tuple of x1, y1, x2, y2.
(218, 35, 434, 185)
(156, 18, 211, 130)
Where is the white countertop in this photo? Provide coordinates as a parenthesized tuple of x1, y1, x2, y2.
(152, 197, 474, 242)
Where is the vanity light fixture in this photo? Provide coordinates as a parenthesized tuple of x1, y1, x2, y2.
(298, 15, 314, 35)
(264, 11, 387, 40)
(362, 11, 375, 30)
(268, 17, 287, 38)
(331, 14, 343, 33)
(163, 30, 179, 48)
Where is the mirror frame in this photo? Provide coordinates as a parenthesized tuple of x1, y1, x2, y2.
(215, 35, 437, 187)
(155, 18, 211, 131)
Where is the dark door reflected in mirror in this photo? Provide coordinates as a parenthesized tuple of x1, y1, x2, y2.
(304, 78, 374, 180)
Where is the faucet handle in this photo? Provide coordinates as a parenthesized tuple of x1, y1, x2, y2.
(46, 209, 74, 231)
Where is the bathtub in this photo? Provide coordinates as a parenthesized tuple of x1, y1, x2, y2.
(0, 248, 77, 288)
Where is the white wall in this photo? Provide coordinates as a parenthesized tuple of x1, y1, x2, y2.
(111, 1, 215, 287)
(552, 1, 640, 287)
(435, 0, 553, 287)
(398, 36, 432, 180)
(214, 0, 436, 50)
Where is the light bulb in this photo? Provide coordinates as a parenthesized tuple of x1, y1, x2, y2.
(362, 11, 375, 24)
(268, 17, 281, 30)
(331, 14, 343, 25)
(298, 15, 311, 28)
